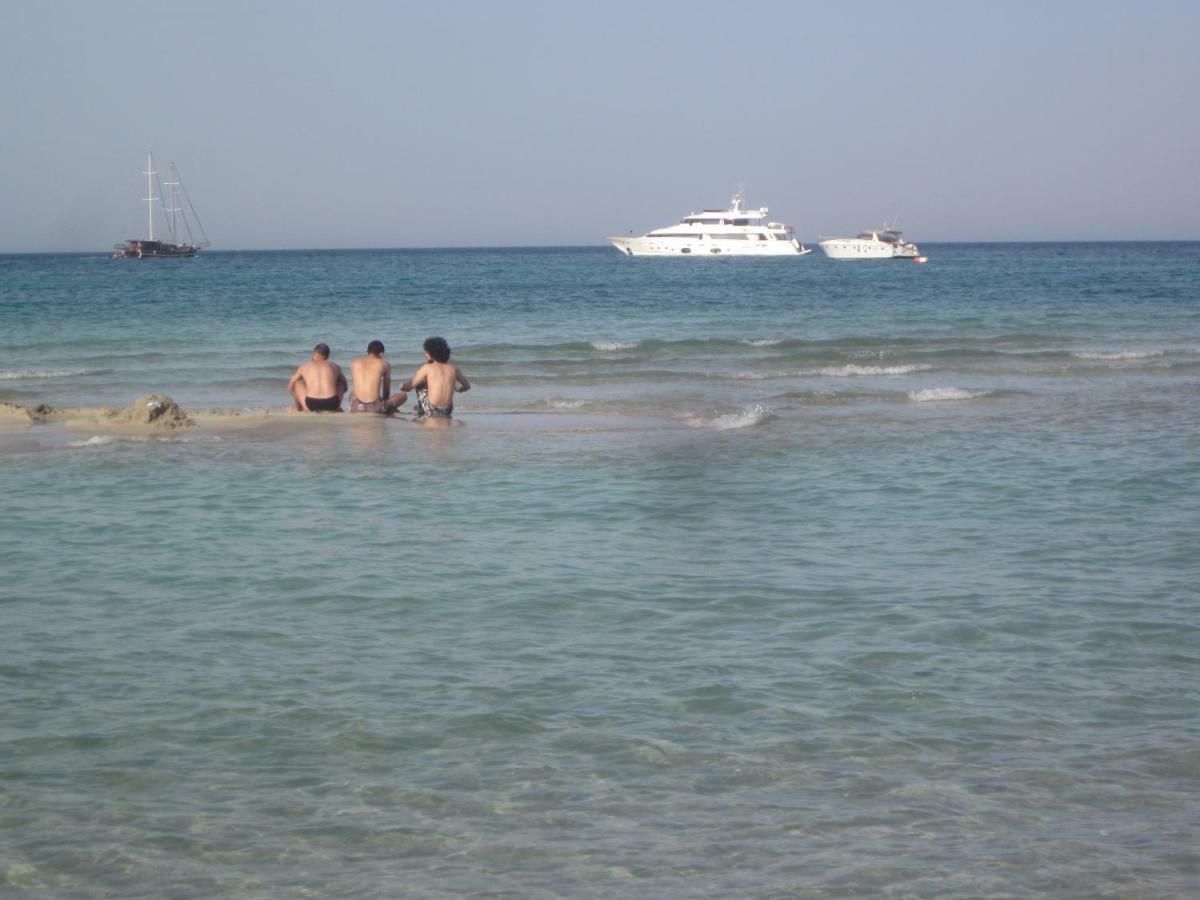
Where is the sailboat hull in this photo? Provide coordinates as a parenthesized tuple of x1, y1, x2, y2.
(112, 240, 198, 259)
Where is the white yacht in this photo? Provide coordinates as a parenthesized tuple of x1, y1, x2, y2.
(818, 228, 919, 260)
(608, 192, 811, 257)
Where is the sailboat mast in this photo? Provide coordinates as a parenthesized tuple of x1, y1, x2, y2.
(166, 162, 179, 244)
(144, 151, 156, 241)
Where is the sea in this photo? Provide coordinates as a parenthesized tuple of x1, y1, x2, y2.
(1, 244, 1197, 898)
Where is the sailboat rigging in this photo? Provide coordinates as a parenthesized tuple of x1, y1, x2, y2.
(112, 152, 210, 258)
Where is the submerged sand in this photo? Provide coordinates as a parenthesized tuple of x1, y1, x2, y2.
(0, 395, 330, 444)
(0, 396, 673, 450)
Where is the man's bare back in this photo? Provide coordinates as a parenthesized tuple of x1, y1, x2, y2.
(348, 341, 407, 413)
(400, 337, 470, 418)
(287, 344, 347, 411)
(405, 361, 469, 407)
(296, 359, 342, 396)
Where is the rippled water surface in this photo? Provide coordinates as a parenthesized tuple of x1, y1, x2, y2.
(2, 245, 1198, 897)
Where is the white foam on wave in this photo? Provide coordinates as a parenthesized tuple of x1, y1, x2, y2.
(0, 368, 91, 381)
(68, 433, 217, 448)
(728, 371, 776, 380)
(70, 435, 145, 447)
(805, 364, 933, 377)
(740, 339, 783, 347)
(908, 388, 989, 403)
(591, 340, 639, 351)
(727, 363, 932, 380)
(546, 398, 587, 409)
(1071, 349, 1164, 361)
(846, 349, 889, 359)
(684, 403, 773, 430)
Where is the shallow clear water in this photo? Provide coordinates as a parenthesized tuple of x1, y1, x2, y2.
(2, 245, 1198, 896)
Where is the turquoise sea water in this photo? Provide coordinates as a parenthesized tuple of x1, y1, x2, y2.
(1, 245, 1198, 897)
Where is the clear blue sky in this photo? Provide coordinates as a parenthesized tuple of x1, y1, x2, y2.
(2, 1, 1197, 250)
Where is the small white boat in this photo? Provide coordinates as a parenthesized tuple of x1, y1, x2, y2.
(609, 192, 812, 257)
(818, 228, 919, 260)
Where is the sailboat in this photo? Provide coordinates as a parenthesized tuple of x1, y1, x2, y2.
(112, 152, 209, 258)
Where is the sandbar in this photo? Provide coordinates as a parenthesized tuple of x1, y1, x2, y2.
(0, 395, 678, 453)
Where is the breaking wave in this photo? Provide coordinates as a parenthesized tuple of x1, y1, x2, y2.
(1071, 350, 1164, 360)
(728, 371, 779, 380)
(727, 364, 934, 380)
(69, 435, 148, 447)
(907, 388, 990, 402)
(591, 340, 639, 351)
(0, 369, 92, 381)
(804, 364, 935, 377)
(684, 403, 773, 430)
(68, 433, 219, 447)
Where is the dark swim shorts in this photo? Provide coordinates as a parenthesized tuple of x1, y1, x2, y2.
(305, 395, 341, 412)
(349, 397, 390, 414)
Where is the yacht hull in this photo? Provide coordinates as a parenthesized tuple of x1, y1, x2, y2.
(818, 238, 918, 260)
(609, 236, 811, 257)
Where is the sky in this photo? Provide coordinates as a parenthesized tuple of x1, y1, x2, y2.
(2, 1, 1198, 251)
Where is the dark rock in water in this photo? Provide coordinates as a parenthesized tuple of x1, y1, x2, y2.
(107, 394, 195, 429)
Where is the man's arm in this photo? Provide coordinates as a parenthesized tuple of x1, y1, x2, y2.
(287, 366, 304, 393)
(335, 365, 348, 398)
(400, 365, 427, 393)
(455, 367, 471, 393)
(382, 361, 391, 399)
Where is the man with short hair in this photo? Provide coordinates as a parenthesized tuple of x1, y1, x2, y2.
(287, 343, 347, 412)
(349, 340, 408, 414)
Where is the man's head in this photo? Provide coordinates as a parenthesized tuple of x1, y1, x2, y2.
(313, 343, 331, 360)
(423, 336, 451, 363)
(367, 340, 385, 357)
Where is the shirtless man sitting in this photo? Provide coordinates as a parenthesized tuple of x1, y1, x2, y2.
(348, 340, 408, 414)
(287, 343, 347, 412)
(400, 336, 471, 419)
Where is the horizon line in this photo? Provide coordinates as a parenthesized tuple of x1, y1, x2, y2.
(4, 239, 1200, 256)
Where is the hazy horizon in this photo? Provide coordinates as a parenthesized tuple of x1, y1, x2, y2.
(3, 1, 1197, 252)
(6, 239, 1200, 258)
